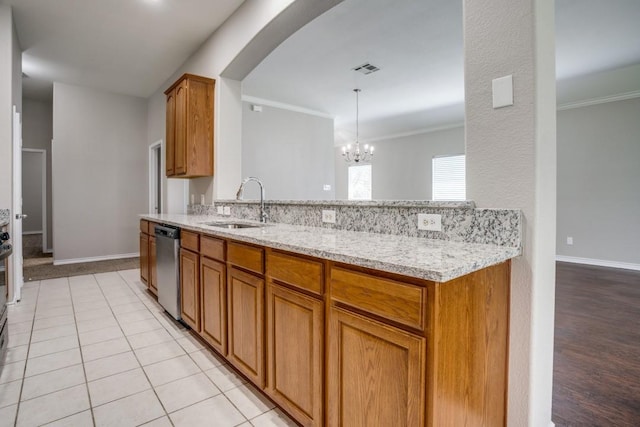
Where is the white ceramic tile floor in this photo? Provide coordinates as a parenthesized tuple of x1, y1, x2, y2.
(0, 270, 298, 426)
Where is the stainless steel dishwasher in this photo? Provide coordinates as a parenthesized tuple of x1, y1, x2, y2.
(155, 224, 181, 321)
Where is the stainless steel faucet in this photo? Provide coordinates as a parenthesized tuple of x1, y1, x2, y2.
(236, 177, 268, 223)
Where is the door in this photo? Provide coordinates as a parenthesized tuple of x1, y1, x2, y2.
(266, 283, 324, 426)
(11, 106, 24, 303)
(22, 149, 46, 255)
(201, 256, 226, 354)
(174, 80, 187, 175)
(180, 248, 200, 330)
(165, 89, 175, 176)
(327, 307, 426, 427)
(227, 266, 264, 386)
(149, 141, 163, 214)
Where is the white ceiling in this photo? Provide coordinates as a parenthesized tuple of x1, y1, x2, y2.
(4, 0, 245, 100)
(5, 0, 640, 137)
(243, 0, 640, 141)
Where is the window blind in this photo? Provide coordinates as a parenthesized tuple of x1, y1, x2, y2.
(432, 154, 466, 200)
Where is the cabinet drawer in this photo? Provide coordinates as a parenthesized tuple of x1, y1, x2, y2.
(228, 242, 264, 275)
(181, 230, 200, 252)
(140, 220, 149, 234)
(201, 235, 225, 261)
(267, 250, 323, 296)
(330, 267, 427, 331)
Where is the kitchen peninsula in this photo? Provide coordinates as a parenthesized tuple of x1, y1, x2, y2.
(140, 201, 521, 427)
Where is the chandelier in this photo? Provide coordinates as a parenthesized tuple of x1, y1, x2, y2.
(342, 89, 373, 163)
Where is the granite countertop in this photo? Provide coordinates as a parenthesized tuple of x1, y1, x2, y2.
(141, 213, 521, 283)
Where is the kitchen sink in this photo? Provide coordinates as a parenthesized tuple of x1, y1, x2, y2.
(200, 221, 266, 229)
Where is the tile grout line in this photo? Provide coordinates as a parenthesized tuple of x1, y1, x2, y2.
(95, 271, 175, 426)
(12, 280, 41, 426)
(66, 275, 97, 427)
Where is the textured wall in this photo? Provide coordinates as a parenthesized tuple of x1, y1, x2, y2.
(557, 97, 640, 265)
(52, 83, 147, 262)
(464, 0, 556, 425)
(242, 102, 335, 200)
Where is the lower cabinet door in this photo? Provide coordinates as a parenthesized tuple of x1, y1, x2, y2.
(180, 248, 200, 330)
(149, 236, 157, 296)
(140, 233, 149, 285)
(200, 256, 227, 355)
(327, 307, 426, 427)
(266, 283, 324, 427)
(227, 267, 264, 386)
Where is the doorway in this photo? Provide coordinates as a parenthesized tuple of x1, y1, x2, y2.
(149, 141, 163, 214)
(21, 149, 51, 267)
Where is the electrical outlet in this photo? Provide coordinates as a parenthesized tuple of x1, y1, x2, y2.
(223, 206, 231, 216)
(322, 209, 336, 224)
(216, 206, 224, 215)
(566, 236, 573, 245)
(417, 213, 442, 231)
(323, 184, 332, 191)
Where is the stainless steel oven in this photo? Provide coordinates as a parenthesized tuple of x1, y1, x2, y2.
(0, 228, 12, 365)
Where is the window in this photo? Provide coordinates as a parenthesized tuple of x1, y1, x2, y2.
(348, 164, 371, 200)
(432, 154, 466, 200)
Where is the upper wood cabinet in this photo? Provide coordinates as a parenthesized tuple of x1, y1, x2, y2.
(165, 74, 215, 178)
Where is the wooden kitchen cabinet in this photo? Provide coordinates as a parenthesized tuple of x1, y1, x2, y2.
(327, 306, 426, 427)
(227, 266, 264, 387)
(139, 232, 149, 285)
(139, 219, 157, 295)
(164, 74, 215, 178)
(266, 282, 324, 427)
(138, 223, 510, 427)
(149, 235, 157, 296)
(200, 256, 227, 355)
(180, 248, 200, 330)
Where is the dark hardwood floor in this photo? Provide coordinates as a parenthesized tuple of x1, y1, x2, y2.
(553, 262, 640, 426)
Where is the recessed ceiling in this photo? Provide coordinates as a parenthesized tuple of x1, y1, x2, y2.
(243, 0, 640, 140)
(6, 0, 245, 100)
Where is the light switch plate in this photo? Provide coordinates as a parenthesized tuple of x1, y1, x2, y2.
(417, 213, 442, 231)
(216, 206, 224, 215)
(492, 75, 513, 108)
(223, 206, 231, 216)
(322, 209, 336, 224)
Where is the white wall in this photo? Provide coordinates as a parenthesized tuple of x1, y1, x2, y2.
(557, 97, 640, 266)
(52, 82, 147, 262)
(241, 102, 335, 200)
(22, 98, 53, 250)
(335, 126, 465, 200)
(0, 5, 21, 211)
(464, 0, 556, 425)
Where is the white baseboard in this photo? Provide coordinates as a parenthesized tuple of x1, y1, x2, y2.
(556, 255, 640, 271)
(22, 230, 43, 235)
(54, 252, 139, 266)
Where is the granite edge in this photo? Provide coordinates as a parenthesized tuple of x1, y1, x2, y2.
(141, 214, 521, 282)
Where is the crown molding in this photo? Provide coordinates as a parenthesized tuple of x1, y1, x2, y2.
(557, 90, 640, 111)
(241, 95, 334, 119)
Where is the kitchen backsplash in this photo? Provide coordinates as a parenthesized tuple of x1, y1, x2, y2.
(188, 200, 522, 248)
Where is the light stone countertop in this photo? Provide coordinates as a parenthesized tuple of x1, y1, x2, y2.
(141, 213, 521, 283)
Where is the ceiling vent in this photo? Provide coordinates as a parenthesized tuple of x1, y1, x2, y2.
(352, 63, 381, 75)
